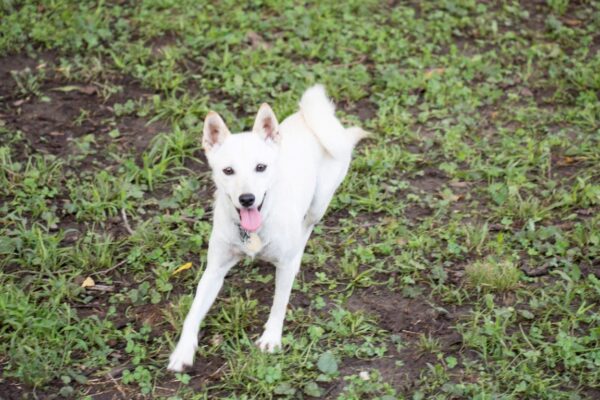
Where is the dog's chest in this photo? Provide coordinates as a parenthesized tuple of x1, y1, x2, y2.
(235, 227, 283, 263)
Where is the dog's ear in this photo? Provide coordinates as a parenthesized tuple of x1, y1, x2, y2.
(252, 103, 280, 143)
(202, 111, 231, 152)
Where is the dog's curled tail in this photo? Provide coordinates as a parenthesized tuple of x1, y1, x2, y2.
(299, 84, 369, 159)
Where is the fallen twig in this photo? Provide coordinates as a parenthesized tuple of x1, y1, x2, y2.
(93, 258, 127, 277)
(105, 365, 130, 380)
(121, 207, 135, 235)
(401, 329, 420, 335)
(522, 263, 550, 277)
(86, 284, 115, 292)
(107, 373, 127, 398)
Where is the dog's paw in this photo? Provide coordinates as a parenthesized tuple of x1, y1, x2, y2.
(167, 341, 197, 372)
(256, 330, 282, 353)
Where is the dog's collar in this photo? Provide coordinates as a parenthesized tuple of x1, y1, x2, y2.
(238, 224, 251, 242)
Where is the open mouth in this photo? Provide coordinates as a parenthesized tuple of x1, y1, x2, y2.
(236, 196, 265, 232)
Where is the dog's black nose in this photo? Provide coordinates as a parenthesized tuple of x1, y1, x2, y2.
(239, 193, 255, 208)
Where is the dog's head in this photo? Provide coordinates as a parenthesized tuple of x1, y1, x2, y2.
(202, 104, 280, 233)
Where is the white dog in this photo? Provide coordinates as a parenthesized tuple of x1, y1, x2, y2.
(168, 85, 367, 371)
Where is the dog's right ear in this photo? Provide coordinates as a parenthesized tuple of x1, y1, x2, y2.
(202, 111, 231, 152)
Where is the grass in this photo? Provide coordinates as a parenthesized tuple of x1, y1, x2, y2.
(0, 0, 599, 398)
(464, 258, 521, 291)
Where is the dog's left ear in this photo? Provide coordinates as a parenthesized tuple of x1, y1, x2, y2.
(252, 103, 280, 143)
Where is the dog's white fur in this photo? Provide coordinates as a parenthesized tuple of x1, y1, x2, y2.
(168, 85, 367, 371)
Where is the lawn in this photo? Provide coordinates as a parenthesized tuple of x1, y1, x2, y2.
(1, 0, 599, 399)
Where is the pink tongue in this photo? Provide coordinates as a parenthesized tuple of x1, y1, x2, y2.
(239, 208, 262, 232)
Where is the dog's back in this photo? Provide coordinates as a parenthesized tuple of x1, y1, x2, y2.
(274, 85, 368, 229)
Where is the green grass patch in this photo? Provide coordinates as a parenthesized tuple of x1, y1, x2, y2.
(465, 258, 521, 291)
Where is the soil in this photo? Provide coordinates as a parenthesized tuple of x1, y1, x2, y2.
(343, 286, 465, 396)
(0, 53, 166, 169)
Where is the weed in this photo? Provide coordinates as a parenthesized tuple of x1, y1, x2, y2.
(465, 258, 521, 291)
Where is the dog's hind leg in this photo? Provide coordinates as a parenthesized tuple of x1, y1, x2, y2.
(168, 242, 240, 371)
(305, 159, 350, 228)
(256, 247, 306, 352)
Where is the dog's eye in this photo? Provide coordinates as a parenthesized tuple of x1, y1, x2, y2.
(255, 163, 267, 172)
(223, 167, 235, 175)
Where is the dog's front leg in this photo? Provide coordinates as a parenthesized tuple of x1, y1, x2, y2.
(256, 253, 302, 352)
(168, 242, 239, 371)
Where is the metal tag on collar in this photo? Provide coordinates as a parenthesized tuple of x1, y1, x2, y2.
(246, 232, 262, 253)
(238, 225, 262, 252)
